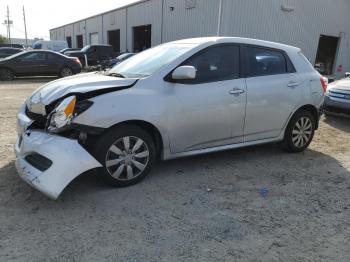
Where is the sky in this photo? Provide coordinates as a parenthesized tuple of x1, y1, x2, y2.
(0, 0, 140, 39)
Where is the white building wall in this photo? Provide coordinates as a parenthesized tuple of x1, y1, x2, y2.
(102, 9, 127, 51)
(49, 0, 350, 73)
(219, 0, 350, 70)
(64, 24, 74, 46)
(126, 0, 163, 51)
(162, 0, 219, 42)
(85, 16, 103, 45)
(73, 21, 86, 47)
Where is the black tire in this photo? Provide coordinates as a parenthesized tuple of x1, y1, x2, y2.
(283, 110, 315, 153)
(59, 67, 73, 78)
(0, 68, 14, 81)
(93, 125, 156, 187)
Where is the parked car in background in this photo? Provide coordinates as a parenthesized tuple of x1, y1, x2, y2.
(0, 47, 23, 58)
(95, 53, 136, 71)
(65, 45, 115, 66)
(324, 78, 350, 115)
(59, 48, 81, 55)
(108, 53, 135, 67)
(32, 40, 68, 52)
(15, 37, 325, 199)
(0, 43, 25, 49)
(0, 50, 82, 80)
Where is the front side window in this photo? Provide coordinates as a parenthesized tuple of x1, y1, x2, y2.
(182, 45, 240, 83)
(109, 43, 196, 78)
(247, 47, 288, 77)
(20, 52, 46, 61)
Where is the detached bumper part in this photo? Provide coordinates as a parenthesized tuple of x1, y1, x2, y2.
(15, 131, 102, 199)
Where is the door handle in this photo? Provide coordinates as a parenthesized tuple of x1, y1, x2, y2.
(229, 88, 245, 95)
(287, 81, 299, 88)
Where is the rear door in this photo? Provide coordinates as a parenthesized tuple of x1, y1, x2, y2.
(166, 44, 247, 153)
(45, 53, 62, 75)
(243, 45, 302, 141)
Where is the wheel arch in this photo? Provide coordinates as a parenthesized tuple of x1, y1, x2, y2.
(59, 65, 73, 75)
(107, 120, 164, 158)
(293, 104, 320, 129)
(0, 66, 15, 76)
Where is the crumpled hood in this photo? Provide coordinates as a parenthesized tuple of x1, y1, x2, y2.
(29, 72, 137, 106)
(328, 79, 350, 91)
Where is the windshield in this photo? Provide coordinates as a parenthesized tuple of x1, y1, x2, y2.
(109, 43, 196, 78)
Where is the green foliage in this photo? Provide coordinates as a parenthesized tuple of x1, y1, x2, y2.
(0, 35, 8, 44)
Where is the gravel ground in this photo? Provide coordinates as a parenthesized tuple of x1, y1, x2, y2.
(0, 79, 350, 262)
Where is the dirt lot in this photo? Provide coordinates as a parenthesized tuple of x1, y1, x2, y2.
(0, 79, 350, 262)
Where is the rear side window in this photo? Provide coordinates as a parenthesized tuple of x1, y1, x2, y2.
(47, 53, 60, 60)
(20, 52, 46, 61)
(183, 45, 240, 84)
(247, 47, 290, 77)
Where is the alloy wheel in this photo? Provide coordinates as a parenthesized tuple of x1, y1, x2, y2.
(61, 67, 73, 77)
(105, 136, 150, 181)
(292, 117, 313, 148)
(0, 69, 13, 80)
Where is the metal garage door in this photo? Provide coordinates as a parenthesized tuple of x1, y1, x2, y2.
(90, 33, 99, 45)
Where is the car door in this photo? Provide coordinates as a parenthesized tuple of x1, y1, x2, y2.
(165, 44, 247, 153)
(45, 53, 61, 75)
(243, 46, 302, 141)
(15, 52, 47, 76)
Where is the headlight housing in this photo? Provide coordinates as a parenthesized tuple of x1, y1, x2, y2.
(47, 96, 94, 132)
(48, 96, 77, 132)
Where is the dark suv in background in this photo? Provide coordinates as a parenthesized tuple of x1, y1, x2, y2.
(65, 45, 115, 66)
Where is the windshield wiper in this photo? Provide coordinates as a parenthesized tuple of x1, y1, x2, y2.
(108, 72, 126, 78)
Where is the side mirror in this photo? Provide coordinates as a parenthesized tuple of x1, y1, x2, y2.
(172, 66, 196, 80)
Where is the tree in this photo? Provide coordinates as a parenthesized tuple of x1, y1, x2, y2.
(0, 35, 7, 44)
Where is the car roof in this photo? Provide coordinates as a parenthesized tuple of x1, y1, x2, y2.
(25, 50, 59, 53)
(170, 37, 300, 52)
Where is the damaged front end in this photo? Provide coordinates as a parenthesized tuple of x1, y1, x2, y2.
(15, 101, 103, 199)
(14, 74, 138, 199)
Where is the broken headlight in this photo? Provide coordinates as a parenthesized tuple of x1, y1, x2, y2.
(47, 96, 93, 132)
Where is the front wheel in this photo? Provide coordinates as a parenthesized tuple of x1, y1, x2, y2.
(283, 110, 315, 153)
(94, 125, 156, 187)
(0, 68, 14, 81)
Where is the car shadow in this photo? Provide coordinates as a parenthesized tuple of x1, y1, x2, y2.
(1, 143, 349, 207)
(323, 115, 350, 133)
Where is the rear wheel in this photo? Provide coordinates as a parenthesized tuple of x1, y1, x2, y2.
(283, 110, 315, 153)
(59, 67, 73, 78)
(0, 68, 14, 81)
(94, 125, 156, 187)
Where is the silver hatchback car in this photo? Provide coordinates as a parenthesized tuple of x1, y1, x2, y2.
(15, 37, 325, 199)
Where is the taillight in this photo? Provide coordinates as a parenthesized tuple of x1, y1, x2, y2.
(73, 58, 81, 66)
(320, 77, 327, 93)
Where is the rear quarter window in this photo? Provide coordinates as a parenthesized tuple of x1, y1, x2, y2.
(297, 52, 316, 73)
(246, 46, 295, 77)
